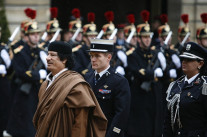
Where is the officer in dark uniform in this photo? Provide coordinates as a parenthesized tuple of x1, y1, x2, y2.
(38, 7, 62, 51)
(174, 14, 191, 55)
(197, 13, 207, 50)
(7, 13, 48, 137)
(73, 12, 98, 75)
(85, 38, 131, 137)
(157, 14, 182, 101)
(164, 42, 207, 137)
(126, 10, 164, 137)
(0, 27, 12, 137)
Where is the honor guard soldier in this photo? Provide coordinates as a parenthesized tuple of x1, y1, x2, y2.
(197, 13, 207, 49)
(85, 38, 131, 137)
(39, 7, 62, 51)
(73, 12, 98, 75)
(68, 8, 83, 47)
(115, 24, 125, 48)
(126, 10, 165, 137)
(157, 14, 181, 95)
(7, 9, 48, 137)
(102, 11, 116, 40)
(175, 14, 191, 54)
(0, 26, 12, 137)
(164, 42, 207, 137)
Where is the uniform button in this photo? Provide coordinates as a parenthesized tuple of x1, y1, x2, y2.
(103, 96, 105, 99)
(178, 132, 181, 135)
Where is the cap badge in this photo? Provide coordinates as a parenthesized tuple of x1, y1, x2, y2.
(186, 44, 191, 51)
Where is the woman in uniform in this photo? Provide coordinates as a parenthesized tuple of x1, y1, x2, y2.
(164, 42, 207, 137)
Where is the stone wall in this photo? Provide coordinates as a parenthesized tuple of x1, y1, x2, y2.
(4, 0, 50, 39)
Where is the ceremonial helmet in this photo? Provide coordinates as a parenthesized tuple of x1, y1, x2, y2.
(136, 10, 152, 37)
(24, 9, 41, 34)
(178, 14, 190, 37)
(83, 12, 98, 36)
(198, 13, 207, 38)
(46, 7, 61, 33)
(102, 11, 115, 35)
(21, 8, 32, 32)
(158, 14, 171, 36)
(68, 8, 82, 33)
(124, 14, 136, 37)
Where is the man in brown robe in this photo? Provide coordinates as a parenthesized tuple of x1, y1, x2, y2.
(33, 41, 107, 137)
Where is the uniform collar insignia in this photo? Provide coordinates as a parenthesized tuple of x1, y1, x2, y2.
(194, 78, 201, 85)
(104, 85, 108, 89)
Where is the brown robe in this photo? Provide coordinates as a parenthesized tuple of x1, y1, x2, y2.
(33, 70, 107, 137)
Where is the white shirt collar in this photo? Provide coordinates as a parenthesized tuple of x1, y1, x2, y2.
(184, 73, 199, 84)
(46, 68, 68, 89)
(95, 65, 110, 78)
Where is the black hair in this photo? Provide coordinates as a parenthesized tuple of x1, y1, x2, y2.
(58, 52, 74, 70)
(200, 60, 207, 75)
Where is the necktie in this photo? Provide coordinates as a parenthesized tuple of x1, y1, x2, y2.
(95, 74, 100, 85)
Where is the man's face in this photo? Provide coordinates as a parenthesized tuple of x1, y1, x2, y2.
(200, 38, 207, 49)
(28, 32, 40, 48)
(159, 36, 172, 46)
(138, 36, 151, 49)
(46, 51, 66, 75)
(89, 52, 111, 73)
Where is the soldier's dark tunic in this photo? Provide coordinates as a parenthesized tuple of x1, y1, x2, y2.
(164, 75, 207, 137)
(73, 44, 91, 75)
(0, 44, 11, 137)
(126, 45, 164, 137)
(7, 44, 46, 137)
(85, 67, 131, 137)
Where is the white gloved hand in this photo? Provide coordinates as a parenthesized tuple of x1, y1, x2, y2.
(116, 66, 125, 76)
(171, 54, 181, 69)
(39, 69, 47, 79)
(154, 67, 163, 78)
(117, 50, 128, 67)
(1, 49, 11, 68)
(0, 64, 7, 74)
(158, 52, 166, 70)
(169, 69, 177, 78)
(40, 51, 47, 69)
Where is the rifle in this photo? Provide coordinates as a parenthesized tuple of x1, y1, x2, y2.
(109, 28, 118, 40)
(164, 31, 172, 46)
(49, 28, 61, 43)
(41, 32, 48, 41)
(180, 32, 190, 46)
(96, 30, 104, 39)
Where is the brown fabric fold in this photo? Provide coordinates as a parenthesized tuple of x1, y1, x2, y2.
(33, 71, 107, 137)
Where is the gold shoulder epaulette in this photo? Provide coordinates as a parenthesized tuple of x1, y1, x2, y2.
(126, 47, 135, 56)
(14, 45, 24, 54)
(116, 45, 123, 50)
(10, 40, 18, 46)
(72, 45, 82, 52)
(151, 45, 156, 50)
(1, 42, 6, 46)
(170, 44, 175, 50)
(38, 42, 46, 49)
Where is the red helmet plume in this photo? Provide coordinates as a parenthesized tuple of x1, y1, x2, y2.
(160, 14, 168, 24)
(104, 11, 114, 22)
(27, 9, 36, 20)
(127, 14, 135, 24)
(72, 8, 80, 18)
(201, 13, 207, 24)
(88, 12, 95, 23)
(140, 10, 150, 23)
(50, 7, 58, 19)
(181, 14, 189, 24)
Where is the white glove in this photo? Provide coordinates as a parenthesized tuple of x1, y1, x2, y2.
(117, 50, 128, 67)
(1, 49, 11, 68)
(158, 52, 166, 70)
(154, 67, 163, 78)
(116, 66, 125, 76)
(0, 64, 7, 74)
(171, 54, 181, 69)
(169, 69, 177, 78)
(39, 69, 47, 79)
(40, 51, 47, 69)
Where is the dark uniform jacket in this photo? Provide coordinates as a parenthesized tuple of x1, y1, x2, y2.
(85, 67, 131, 137)
(7, 44, 47, 137)
(164, 75, 207, 137)
(0, 44, 11, 136)
(126, 45, 164, 137)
